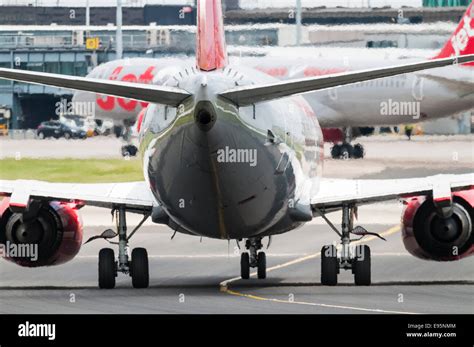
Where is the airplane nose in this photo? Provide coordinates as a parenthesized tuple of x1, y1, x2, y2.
(194, 100, 217, 131)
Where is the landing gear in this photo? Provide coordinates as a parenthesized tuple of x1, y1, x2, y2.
(240, 238, 266, 279)
(330, 127, 365, 159)
(240, 253, 250, 279)
(317, 204, 377, 286)
(257, 252, 266, 279)
(353, 244, 371, 286)
(130, 248, 149, 288)
(97, 207, 150, 289)
(98, 248, 116, 289)
(330, 142, 364, 159)
(321, 245, 338, 286)
(121, 144, 138, 157)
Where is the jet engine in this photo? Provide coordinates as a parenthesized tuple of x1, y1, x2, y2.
(402, 189, 474, 261)
(0, 198, 83, 267)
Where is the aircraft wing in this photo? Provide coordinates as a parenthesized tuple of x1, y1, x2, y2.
(0, 180, 156, 211)
(219, 55, 474, 106)
(311, 173, 473, 212)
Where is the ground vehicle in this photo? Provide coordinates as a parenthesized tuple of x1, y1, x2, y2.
(36, 120, 87, 139)
(93, 118, 113, 136)
(0, 108, 10, 136)
(61, 115, 96, 137)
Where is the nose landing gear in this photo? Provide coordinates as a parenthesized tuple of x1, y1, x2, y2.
(240, 237, 266, 279)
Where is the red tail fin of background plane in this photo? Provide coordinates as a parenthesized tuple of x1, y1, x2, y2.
(435, 2, 474, 65)
(196, 0, 228, 71)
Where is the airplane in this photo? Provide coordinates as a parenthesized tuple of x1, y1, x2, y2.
(0, 0, 473, 289)
(71, 3, 474, 159)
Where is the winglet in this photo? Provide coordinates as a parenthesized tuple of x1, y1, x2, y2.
(196, 0, 228, 71)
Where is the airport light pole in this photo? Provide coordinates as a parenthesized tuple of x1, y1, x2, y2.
(85, 0, 90, 26)
(116, 0, 123, 60)
(296, 0, 302, 46)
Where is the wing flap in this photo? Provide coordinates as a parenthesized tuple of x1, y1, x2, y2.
(311, 173, 474, 210)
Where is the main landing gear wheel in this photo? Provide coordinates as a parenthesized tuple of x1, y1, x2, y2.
(353, 245, 371, 286)
(241, 252, 250, 279)
(130, 247, 149, 288)
(95, 207, 150, 289)
(353, 143, 365, 159)
(330, 143, 364, 159)
(257, 252, 266, 279)
(121, 144, 138, 157)
(339, 143, 353, 159)
(330, 144, 341, 159)
(321, 245, 338, 286)
(98, 248, 116, 289)
(316, 204, 379, 286)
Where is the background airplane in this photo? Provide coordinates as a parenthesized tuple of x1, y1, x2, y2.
(72, 3, 474, 158)
(0, 0, 473, 290)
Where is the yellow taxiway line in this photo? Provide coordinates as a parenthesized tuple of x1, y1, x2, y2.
(219, 225, 421, 314)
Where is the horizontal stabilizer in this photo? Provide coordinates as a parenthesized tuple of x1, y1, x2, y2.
(219, 54, 474, 106)
(0, 67, 191, 107)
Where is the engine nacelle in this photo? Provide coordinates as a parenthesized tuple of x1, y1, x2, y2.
(402, 190, 474, 261)
(0, 198, 83, 267)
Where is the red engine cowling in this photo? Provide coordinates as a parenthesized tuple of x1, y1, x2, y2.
(402, 189, 474, 261)
(0, 198, 83, 267)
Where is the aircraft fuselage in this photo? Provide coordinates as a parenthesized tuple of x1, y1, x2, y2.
(139, 66, 323, 239)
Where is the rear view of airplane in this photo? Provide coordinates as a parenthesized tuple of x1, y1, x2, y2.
(0, 0, 473, 289)
(72, 2, 474, 158)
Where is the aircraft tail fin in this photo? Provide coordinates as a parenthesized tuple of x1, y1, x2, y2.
(196, 0, 228, 71)
(434, 2, 474, 65)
